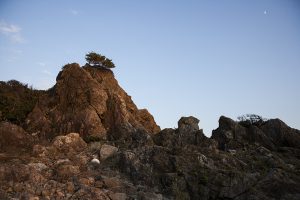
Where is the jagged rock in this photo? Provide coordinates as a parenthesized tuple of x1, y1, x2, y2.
(138, 109, 161, 134)
(178, 116, 200, 133)
(25, 106, 51, 138)
(212, 116, 300, 151)
(153, 117, 208, 149)
(211, 116, 248, 150)
(25, 63, 160, 141)
(100, 144, 118, 161)
(261, 119, 300, 148)
(152, 128, 177, 148)
(248, 125, 276, 150)
(1, 61, 300, 199)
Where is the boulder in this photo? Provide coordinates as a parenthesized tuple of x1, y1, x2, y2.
(178, 116, 200, 133)
(261, 119, 300, 149)
(0, 121, 33, 151)
(52, 132, 87, 152)
(27, 163, 48, 172)
(153, 117, 208, 148)
(212, 116, 250, 150)
(55, 164, 80, 178)
(153, 128, 176, 148)
(100, 144, 118, 161)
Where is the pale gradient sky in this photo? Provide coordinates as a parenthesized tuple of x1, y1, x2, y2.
(0, 0, 299, 136)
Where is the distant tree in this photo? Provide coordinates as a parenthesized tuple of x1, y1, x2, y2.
(237, 114, 268, 126)
(85, 52, 115, 68)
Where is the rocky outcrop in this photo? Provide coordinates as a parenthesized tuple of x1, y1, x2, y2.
(1, 116, 300, 199)
(261, 119, 300, 149)
(178, 116, 200, 133)
(100, 144, 118, 161)
(212, 116, 300, 151)
(118, 116, 300, 199)
(153, 116, 213, 150)
(25, 63, 160, 141)
(52, 133, 87, 153)
(1, 62, 300, 199)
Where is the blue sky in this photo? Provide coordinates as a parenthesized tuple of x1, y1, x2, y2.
(0, 0, 299, 135)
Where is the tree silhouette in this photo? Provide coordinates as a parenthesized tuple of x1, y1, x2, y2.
(85, 52, 115, 68)
(237, 114, 268, 126)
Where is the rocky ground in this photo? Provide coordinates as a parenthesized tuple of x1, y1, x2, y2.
(0, 64, 299, 199)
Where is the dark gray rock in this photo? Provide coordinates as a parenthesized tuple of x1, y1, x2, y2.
(212, 116, 300, 151)
(178, 116, 200, 133)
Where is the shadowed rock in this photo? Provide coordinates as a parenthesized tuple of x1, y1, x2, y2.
(212, 116, 300, 151)
(0, 121, 33, 151)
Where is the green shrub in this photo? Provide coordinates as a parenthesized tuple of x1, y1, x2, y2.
(0, 80, 41, 124)
(237, 114, 268, 126)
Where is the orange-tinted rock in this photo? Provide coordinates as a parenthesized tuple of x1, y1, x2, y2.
(52, 133, 87, 152)
(26, 63, 160, 141)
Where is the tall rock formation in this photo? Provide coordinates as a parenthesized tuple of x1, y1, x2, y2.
(25, 63, 160, 141)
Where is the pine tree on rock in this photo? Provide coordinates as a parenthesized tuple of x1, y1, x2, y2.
(85, 52, 115, 68)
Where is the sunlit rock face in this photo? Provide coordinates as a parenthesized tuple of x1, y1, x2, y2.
(25, 63, 160, 141)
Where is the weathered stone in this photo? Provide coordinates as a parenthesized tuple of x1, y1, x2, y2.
(27, 162, 48, 172)
(212, 116, 300, 151)
(178, 116, 200, 133)
(52, 132, 87, 152)
(100, 144, 118, 161)
(55, 164, 80, 178)
(261, 119, 300, 149)
(79, 177, 95, 186)
(103, 177, 122, 189)
(25, 63, 160, 141)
